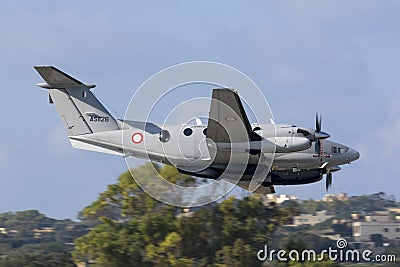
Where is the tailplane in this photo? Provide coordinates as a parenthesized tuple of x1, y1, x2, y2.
(34, 66, 119, 136)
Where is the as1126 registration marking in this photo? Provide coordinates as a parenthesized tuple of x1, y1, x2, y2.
(89, 115, 109, 122)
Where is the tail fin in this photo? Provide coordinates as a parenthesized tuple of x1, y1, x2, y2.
(34, 66, 119, 136)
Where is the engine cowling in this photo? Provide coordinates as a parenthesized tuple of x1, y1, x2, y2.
(273, 136, 311, 153)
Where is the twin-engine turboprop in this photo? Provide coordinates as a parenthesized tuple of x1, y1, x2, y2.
(35, 66, 359, 194)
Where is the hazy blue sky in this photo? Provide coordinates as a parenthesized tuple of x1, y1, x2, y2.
(1, 1, 399, 219)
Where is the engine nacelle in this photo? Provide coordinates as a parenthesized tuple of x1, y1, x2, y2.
(273, 136, 311, 153)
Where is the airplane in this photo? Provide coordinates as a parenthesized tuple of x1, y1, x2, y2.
(34, 66, 360, 195)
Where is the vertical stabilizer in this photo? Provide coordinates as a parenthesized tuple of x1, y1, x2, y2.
(34, 66, 119, 136)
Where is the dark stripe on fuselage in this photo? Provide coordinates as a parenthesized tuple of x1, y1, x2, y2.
(177, 165, 325, 186)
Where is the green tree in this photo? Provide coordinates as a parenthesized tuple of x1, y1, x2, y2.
(73, 164, 294, 266)
(370, 233, 383, 247)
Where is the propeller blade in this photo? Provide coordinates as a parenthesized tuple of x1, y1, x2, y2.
(315, 139, 320, 154)
(315, 139, 323, 161)
(325, 172, 332, 191)
(316, 113, 321, 132)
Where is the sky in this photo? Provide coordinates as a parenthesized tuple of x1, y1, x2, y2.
(1, 1, 400, 219)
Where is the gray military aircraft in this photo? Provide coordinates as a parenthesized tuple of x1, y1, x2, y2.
(35, 66, 359, 194)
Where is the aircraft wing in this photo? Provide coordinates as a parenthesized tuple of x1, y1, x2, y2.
(206, 89, 261, 143)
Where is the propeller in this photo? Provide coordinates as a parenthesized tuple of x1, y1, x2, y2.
(325, 172, 332, 191)
(316, 113, 321, 132)
(314, 113, 330, 161)
(324, 167, 340, 191)
(296, 113, 330, 160)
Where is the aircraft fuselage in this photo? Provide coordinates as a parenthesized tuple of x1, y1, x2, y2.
(70, 122, 359, 187)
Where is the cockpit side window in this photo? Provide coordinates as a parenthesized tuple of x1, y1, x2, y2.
(332, 146, 346, 154)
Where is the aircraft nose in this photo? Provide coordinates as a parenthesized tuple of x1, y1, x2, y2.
(347, 148, 360, 162)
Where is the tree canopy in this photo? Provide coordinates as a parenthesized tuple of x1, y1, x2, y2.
(73, 163, 298, 266)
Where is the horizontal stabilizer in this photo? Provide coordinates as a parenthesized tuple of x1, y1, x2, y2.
(69, 137, 124, 156)
(34, 66, 95, 89)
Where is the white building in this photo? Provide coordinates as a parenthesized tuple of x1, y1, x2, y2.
(322, 192, 348, 202)
(365, 211, 392, 223)
(353, 222, 400, 242)
(293, 210, 333, 226)
(265, 194, 297, 204)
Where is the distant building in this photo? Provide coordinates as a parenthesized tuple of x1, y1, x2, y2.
(321, 233, 342, 241)
(332, 218, 352, 226)
(352, 209, 400, 242)
(388, 207, 400, 213)
(386, 208, 400, 222)
(33, 227, 54, 233)
(323, 192, 348, 202)
(33, 227, 54, 238)
(292, 210, 333, 226)
(351, 213, 365, 220)
(176, 208, 196, 218)
(264, 194, 297, 204)
(353, 222, 400, 242)
(365, 211, 392, 223)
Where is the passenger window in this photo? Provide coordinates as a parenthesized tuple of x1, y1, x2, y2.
(332, 146, 337, 154)
(183, 128, 193, 136)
